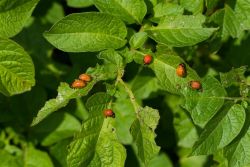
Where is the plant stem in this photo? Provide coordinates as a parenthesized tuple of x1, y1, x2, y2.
(108, 70, 123, 108)
(118, 78, 139, 113)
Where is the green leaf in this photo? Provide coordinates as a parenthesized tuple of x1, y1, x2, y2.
(98, 49, 123, 69)
(152, 54, 200, 95)
(153, 2, 184, 20)
(235, 0, 250, 30)
(31, 66, 105, 126)
(13, 15, 71, 91)
(113, 84, 136, 144)
(44, 12, 127, 52)
(180, 0, 204, 14)
(24, 146, 54, 167)
(129, 32, 148, 49)
(130, 69, 160, 100)
(130, 106, 160, 165)
(44, 2, 65, 24)
(67, 0, 93, 8)
(145, 14, 217, 47)
(50, 139, 71, 167)
(210, 5, 242, 40)
(192, 104, 245, 155)
(180, 155, 208, 167)
(0, 150, 22, 167)
(67, 93, 126, 167)
(31, 82, 94, 126)
(135, 53, 226, 127)
(0, 0, 39, 38)
(31, 112, 81, 146)
(93, 0, 147, 24)
(224, 107, 250, 167)
(221, 5, 242, 38)
(213, 150, 228, 167)
(183, 76, 226, 127)
(220, 66, 247, 87)
(175, 113, 198, 148)
(148, 153, 173, 167)
(114, 98, 135, 144)
(0, 38, 35, 96)
(98, 49, 124, 80)
(31, 49, 127, 126)
(118, 47, 134, 64)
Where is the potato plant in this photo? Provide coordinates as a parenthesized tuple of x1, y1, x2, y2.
(0, 0, 250, 167)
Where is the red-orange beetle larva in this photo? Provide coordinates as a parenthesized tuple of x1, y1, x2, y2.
(176, 63, 186, 77)
(143, 54, 153, 65)
(103, 109, 115, 118)
(190, 81, 202, 90)
(71, 79, 86, 89)
(79, 74, 91, 82)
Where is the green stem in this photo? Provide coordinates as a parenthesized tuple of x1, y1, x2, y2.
(118, 78, 140, 113)
(108, 69, 124, 108)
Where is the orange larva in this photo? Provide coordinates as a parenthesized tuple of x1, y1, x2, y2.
(176, 63, 186, 77)
(71, 79, 86, 89)
(79, 74, 91, 82)
(190, 81, 202, 90)
(103, 109, 115, 118)
(143, 54, 153, 65)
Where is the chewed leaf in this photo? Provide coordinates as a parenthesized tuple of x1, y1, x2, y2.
(152, 54, 200, 95)
(67, 93, 126, 167)
(31, 50, 125, 126)
(31, 82, 94, 126)
(31, 66, 106, 126)
(220, 66, 247, 87)
(130, 106, 160, 165)
(183, 76, 226, 127)
(150, 53, 226, 128)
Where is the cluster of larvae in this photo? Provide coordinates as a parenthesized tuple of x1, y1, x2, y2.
(70, 54, 202, 118)
(143, 54, 202, 90)
(71, 74, 115, 118)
